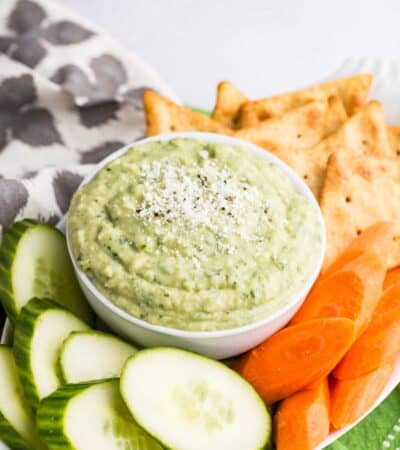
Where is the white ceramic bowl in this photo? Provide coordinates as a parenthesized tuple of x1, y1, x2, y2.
(66, 132, 326, 359)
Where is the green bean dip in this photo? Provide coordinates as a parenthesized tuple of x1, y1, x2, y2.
(68, 138, 322, 331)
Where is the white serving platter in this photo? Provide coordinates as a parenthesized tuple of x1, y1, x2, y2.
(2, 57, 400, 449)
(2, 173, 399, 450)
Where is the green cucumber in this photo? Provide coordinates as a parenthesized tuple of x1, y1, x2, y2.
(121, 347, 271, 450)
(0, 345, 45, 450)
(0, 219, 93, 324)
(37, 379, 163, 450)
(59, 331, 137, 384)
(13, 298, 89, 410)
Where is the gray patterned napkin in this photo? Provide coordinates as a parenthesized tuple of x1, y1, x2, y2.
(0, 0, 178, 324)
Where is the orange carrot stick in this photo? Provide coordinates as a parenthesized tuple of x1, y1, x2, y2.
(369, 281, 400, 331)
(330, 361, 395, 429)
(333, 283, 400, 379)
(323, 222, 395, 277)
(235, 318, 354, 404)
(275, 378, 330, 450)
(383, 266, 400, 290)
(333, 319, 400, 379)
(291, 252, 385, 337)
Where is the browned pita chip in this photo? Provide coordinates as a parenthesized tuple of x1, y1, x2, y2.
(388, 125, 400, 156)
(235, 95, 346, 153)
(143, 90, 231, 136)
(320, 151, 400, 269)
(278, 101, 392, 198)
(238, 74, 372, 127)
(211, 81, 248, 128)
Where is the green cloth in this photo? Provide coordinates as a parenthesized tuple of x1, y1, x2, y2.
(195, 107, 400, 449)
(189, 107, 212, 116)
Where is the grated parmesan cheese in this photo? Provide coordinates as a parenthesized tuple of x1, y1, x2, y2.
(134, 155, 269, 254)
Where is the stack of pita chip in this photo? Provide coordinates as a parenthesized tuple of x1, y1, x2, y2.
(142, 75, 400, 270)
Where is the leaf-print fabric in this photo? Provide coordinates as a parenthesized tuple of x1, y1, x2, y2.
(0, 0, 178, 193)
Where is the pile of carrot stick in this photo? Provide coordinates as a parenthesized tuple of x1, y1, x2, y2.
(234, 222, 400, 450)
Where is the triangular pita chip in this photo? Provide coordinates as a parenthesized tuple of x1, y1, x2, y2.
(235, 95, 346, 153)
(320, 151, 400, 270)
(238, 74, 372, 127)
(277, 101, 393, 198)
(211, 81, 248, 128)
(143, 91, 231, 136)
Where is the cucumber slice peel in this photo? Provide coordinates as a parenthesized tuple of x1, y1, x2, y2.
(37, 379, 163, 450)
(121, 347, 271, 450)
(0, 219, 93, 324)
(0, 345, 46, 450)
(13, 298, 89, 410)
(59, 330, 137, 384)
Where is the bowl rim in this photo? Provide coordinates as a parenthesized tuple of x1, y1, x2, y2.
(66, 131, 326, 339)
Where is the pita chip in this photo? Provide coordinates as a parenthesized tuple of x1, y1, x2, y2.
(238, 74, 372, 127)
(235, 95, 346, 154)
(211, 81, 248, 128)
(320, 151, 400, 270)
(278, 101, 392, 198)
(143, 90, 231, 136)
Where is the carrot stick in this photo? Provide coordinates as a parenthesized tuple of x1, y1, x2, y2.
(235, 318, 354, 404)
(383, 266, 400, 290)
(330, 361, 395, 429)
(333, 319, 400, 379)
(291, 252, 385, 337)
(369, 281, 400, 331)
(323, 222, 395, 277)
(275, 378, 330, 450)
(333, 282, 400, 379)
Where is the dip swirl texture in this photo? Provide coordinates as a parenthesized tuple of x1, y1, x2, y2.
(68, 138, 322, 331)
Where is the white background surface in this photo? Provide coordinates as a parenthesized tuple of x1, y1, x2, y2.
(61, 0, 400, 109)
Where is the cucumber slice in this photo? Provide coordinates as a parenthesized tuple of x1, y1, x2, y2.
(37, 379, 163, 450)
(0, 345, 45, 450)
(121, 348, 271, 450)
(59, 331, 137, 384)
(0, 219, 93, 324)
(13, 298, 89, 410)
